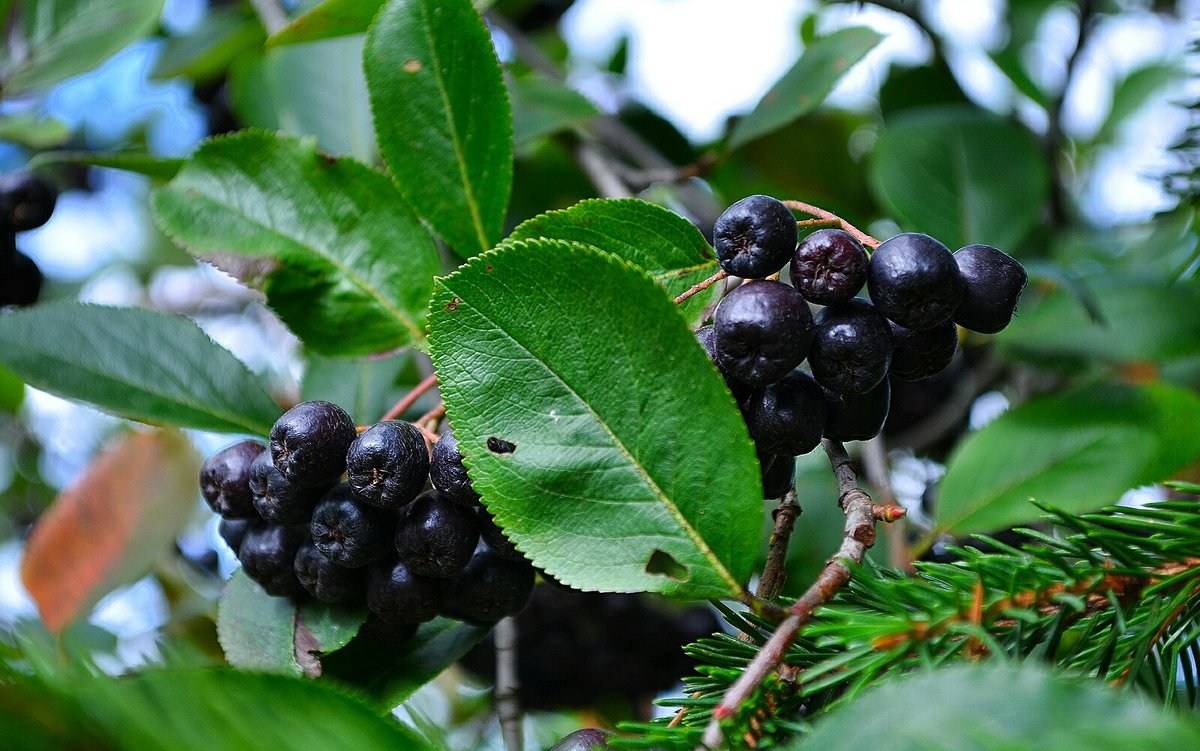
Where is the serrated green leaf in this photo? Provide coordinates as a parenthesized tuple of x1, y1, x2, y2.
(509, 75, 599, 146)
(217, 571, 300, 675)
(795, 662, 1200, 750)
(365, 0, 512, 256)
(28, 150, 184, 180)
(728, 27, 881, 151)
(152, 131, 439, 356)
(295, 601, 368, 665)
(428, 239, 761, 599)
(1, 0, 165, 95)
(0, 302, 278, 435)
(151, 6, 265, 84)
(509, 198, 719, 324)
(868, 105, 1050, 251)
(267, 0, 384, 48)
(935, 384, 1200, 537)
(0, 113, 71, 149)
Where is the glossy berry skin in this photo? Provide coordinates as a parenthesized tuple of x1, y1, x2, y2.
(269, 401, 356, 489)
(395, 490, 480, 579)
(347, 420, 429, 509)
(0, 249, 43, 307)
(867, 233, 965, 330)
(808, 299, 893, 394)
(0, 173, 57, 232)
(823, 379, 890, 442)
(712, 195, 797, 278)
(310, 484, 394, 568)
(745, 369, 827, 456)
(429, 428, 480, 506)
(952, 244, 1028, 334)
(477, 510, 526, 562)
(695, 325, 753, 403)
(760, 453, 795, 499)
(294, 539, 365, 603)
(790, 229, 868, 305)
(713, 280, 814, 387)
(200, 440, 266, 518)
(366, 557, 446, 625)
(249, 451, 330, 525)
(238, 523, 308, 598)
(441, 541, 536, 624)
(549, 729, 612, 751)
(217, 518, 252, 555)
(889, 319, 958, 381)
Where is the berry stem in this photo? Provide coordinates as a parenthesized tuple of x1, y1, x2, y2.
(862, 436, 913, 570)
(756, 487, 799, 601)
(380, 372, 438, 422)
(701, 440, 881, 750)
(674, 269, 728, 305)
(495, 615, 523, 751)
(782, 200, 880, 249)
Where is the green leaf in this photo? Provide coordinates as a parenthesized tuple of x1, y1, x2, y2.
(295, 601, 369, 675)
(428, 239, 761, 599)
(1, 0, 165, 95)
(0, 302, 278, 435)
(267, 0, 384, 48)
(0, 113, 71, 149)
(365, 0, 513, 256)
(728, 27, 881, 151)
(151, 6, 265, 84)
(935, 383, 1200, 537)
(28, 150, 184, 180)
(152, 131, 439, 356)
(217, 571, 300, 675)
(301, 352, 417, 424)
(868, 105, 1050, 251)
(509, 75, 599, 147)
(509, 198, 719, 324)
(795, 662, 1200, 751)
(0, 365, 23, 414)
(1094, 64, 1181, 147)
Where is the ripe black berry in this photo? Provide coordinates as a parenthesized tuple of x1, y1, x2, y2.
(0, 173, 57, 232)
(366, 557, 445, 625)
(200, 440, 266, 518)
(429, 427, 481, 506)
(249, 451, 330, 525)
(294, 539, 366, 603)
(712, 280, 814, 386)
(712, 195, 797, 278)
(888, 319, 958, 381)
(695, 325, 753, 403)
(0, 249, 43, 307)
(790, 229, 868, 305)
(549, 729, 612, 751)
(808, 299, 893, 394)
(952, 244, 1028, 334)
(217, 518, 252, 555)
(823, 378, 890, 442)
(269, 401, 356, 488)
(867, 233, 965, 330)
(441, 540, 536, 624)
(395, 490, 480, 579)
(310, 484, 394, 568)
(346, 420, 429, 509)
(477, 510, 526, 562)
(745, 369, 827, 456)
(238, 523, 308, 598)
(760, 452, 795, 499)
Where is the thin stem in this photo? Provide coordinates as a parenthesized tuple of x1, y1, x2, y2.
(862, 436, 912, 571)
(674, 270, 728, 305)
(380, 373, 438, 422)
(781, 200, 879, 249)
(756, 488, 800, 601)
(247, 0, 289, 34)
(576, 144, 634, 199)
(495, 616, 523, 751)
(1044, 0, 1097, 227)
(417, 402, 446, 431)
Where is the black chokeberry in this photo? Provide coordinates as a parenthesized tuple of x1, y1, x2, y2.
(952, 244, 1028, 334)
(269, 401, 356, 488)
(310, 484, 394, 568)
(294, 539, 366, 603)
(713, 280, 814, 387)
(888, 319, 958, 381)
(867, 233, 965, 330)
(249, 450, 330, 525)
(347, 419, 429, 509)
(366, 557, 446, 625)
(712, 195, 797, 279)
(0, 249, 43, 307)
(823, 378, 890, 442)
(745, 369, 827, 456)
(0, 173, 57, 232)
(695, 325, 753, 403)
(395, 490, 480, 579)
(808, 299, 893, 394)
(238, 523, 308, 598)
(429, 427, 481, 506)
(441, 540, 536, 624)
(218, 518, 252, 555)
(477, 510, 526, 562)
(760, 453, 795, 499)
(790, 229, 868, 305)
(200, 440, 266, 518)
(549, 729, 612, 751)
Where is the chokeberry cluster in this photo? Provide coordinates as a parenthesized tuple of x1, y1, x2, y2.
(0, 173, 56, 308)
(201, 400, 536, 643)
(707, 195, 1028, 487)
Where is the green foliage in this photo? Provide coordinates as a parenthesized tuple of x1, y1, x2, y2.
(268, 0, 384, 48)
(509, 76, 600, 147)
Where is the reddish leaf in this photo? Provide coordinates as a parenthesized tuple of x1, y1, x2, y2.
(21, 430, 200, 635)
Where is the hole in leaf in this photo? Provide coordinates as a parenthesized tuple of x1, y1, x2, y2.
(487, 437, 516, 454)
(644, 549, 687, 581)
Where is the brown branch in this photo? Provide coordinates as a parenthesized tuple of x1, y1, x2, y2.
(781, 200, 880, 249)
(756, 488, 800, 601)
(862, 436, 913, 571)
(701, 440, 880, 749)
(575, 144, 635, 199)
(674, 270, 728, 305)
(495, 616, 522, 751)
(380, 373, 438, 422)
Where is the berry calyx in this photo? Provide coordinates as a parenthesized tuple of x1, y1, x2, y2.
(808, 299, 893, 394)
(867, 233, 965, 330)
(790, 229, 868, 305)
(712, 279, 814, 387)
(199, 440, 266, 519)
(269, 400, 356, 488)
(346, 419, 430, 509)
(713, 195, 798, 279)
(952, 244, 1028, 334)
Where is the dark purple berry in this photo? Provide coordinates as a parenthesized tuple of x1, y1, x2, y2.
(441, 540, 536, 624)
(0, 250, 43, 307)
(238, 523, 308, 598)
(269, 401, 356, 489)
(395, 490, 480, 579)
(477, 510, 526, 562)
(712, 194, 797, 278)
(745, 369, 826, 456)
(549, 729, 612, 751)
(695, 325, 753, 403)
(888, 319, 958, 381)
(867, 233, 965, 330)
(217, 518, 252, 555)
(294, 539, 366, 603)
(713, 280, 814, 386)
(822, 378, 890, 442)
(346, 420, 429, 509)
(760, 453, 795, 499)
(790, 229, 868, 304)
(952, 244, 1028, 333)
(366, 557, 446, 625)
(249, 450, 330, 525)
(808, 299, 893, 394)
(199, 440, 266, 519)
(0, 173, 57, 231)
(429, 427, 480, 506)
(310, 484, 394, 569)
